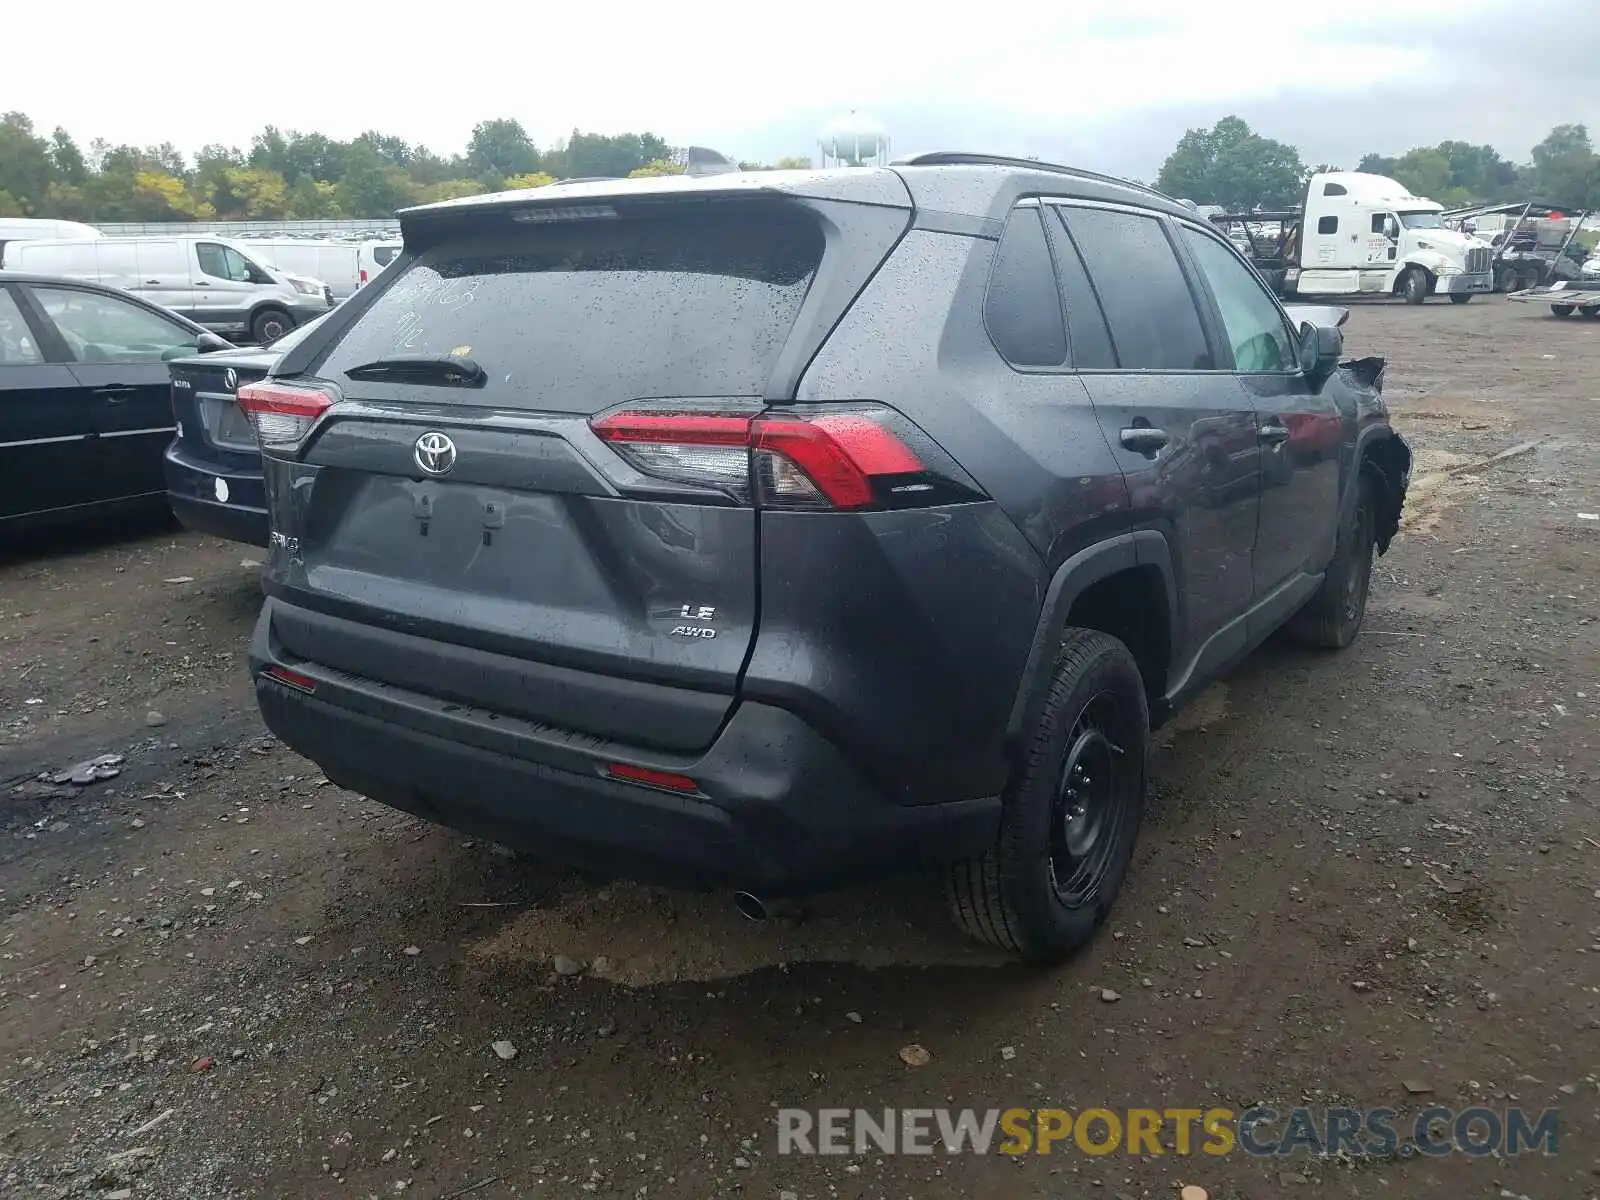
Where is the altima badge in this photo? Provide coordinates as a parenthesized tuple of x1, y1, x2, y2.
(414, 431, 457, 476)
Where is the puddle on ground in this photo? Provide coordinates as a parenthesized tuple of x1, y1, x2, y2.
(466, 877, 1012, 986)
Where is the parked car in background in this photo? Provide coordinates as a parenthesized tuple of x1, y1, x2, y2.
(165, 313, 327, 546)
(356, 240, 404, 289)
(1, 236, 332, 344)
(0, 218, 101, 259)
(243, 154, 1411, 963)
(238, 240, 361, 301)
(0, 272, 230, 532)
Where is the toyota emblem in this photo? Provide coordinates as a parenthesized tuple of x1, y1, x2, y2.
(414, 431, 457, 476)
(223, 368, 238, 391)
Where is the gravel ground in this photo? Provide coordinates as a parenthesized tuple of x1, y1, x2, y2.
(1, 297, 1597, 1199)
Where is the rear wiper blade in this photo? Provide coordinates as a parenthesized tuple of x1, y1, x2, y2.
(343, 354, 486, 387)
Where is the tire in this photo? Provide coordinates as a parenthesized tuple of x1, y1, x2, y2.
(250, 307, 293, 345)
(945, 629, 1148, 964)
(1580, 305, 1600, 318)
(1289, 473, 1379, 650)
(1400, 268, 1430, 305)
(1448, 293, 1472, 305)
(1551, 304, 1576, 318)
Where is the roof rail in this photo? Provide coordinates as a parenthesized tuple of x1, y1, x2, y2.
(892, 151, 1176, 202)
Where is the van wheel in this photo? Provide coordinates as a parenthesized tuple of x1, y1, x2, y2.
(1289, 473, 1378, 650)
(250, 308, 293, 345)
(1448, 293, 1472, 305)
(945, 629, 1147, 965)
(1400, 268, 1430, 305)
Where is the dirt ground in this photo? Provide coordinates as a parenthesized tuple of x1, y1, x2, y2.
(2, 296, 1598, 1200)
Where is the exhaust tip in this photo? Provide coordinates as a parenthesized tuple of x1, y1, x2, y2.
(732, 891, 768, 922)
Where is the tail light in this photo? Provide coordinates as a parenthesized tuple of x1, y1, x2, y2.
(262, 664, 317, 694)
(589, 402, 985, 510)
(236, 380, 337, 453)
(605, 762, 701, 794)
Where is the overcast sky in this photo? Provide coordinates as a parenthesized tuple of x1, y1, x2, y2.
(6, 0, 1597, 180)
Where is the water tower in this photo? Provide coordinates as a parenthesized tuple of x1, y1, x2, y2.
(819, 111, 891, 168)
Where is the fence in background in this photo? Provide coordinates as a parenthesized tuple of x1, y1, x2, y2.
(94, 219, 400, 239)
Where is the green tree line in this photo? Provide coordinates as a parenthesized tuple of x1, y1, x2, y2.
(0, 112, 814, 221)
(7, 107, 1600, 222)
(1154, 116, 1600, 212)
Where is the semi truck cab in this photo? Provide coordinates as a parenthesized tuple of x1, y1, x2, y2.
(1291, 172, 1495, 304)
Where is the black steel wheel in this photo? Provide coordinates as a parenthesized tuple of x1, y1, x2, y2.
(946, 628, 1148, 964)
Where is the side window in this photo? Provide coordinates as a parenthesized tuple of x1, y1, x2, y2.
(984, 208, 1067, 368)
(1370, 213, 1389, 235)
(1317, 216, 1339, 235)
(30, 286, 199, 363)
(1323, 182, 1348, 196)
(196, 243, 254, 283)
(0, 289, 45, 365)
(1178, 227, 1298, 373)
(1058, 206, 1212, 371)
(1044, 210, 1115, 369)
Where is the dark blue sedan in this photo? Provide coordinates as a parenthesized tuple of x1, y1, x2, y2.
(164, 314, 326, 546)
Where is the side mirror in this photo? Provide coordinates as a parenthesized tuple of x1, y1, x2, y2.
(196, 332, 232, 353)
(1383, 218, 1399, 240)
(1298, 321, 1342, 381)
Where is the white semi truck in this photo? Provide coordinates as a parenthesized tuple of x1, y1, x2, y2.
(1211, 171, 1496, 304)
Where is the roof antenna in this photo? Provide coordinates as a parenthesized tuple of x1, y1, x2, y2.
(683, 146, 739, 177)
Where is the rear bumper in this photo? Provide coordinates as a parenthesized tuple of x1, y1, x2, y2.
(164, 440, 268, 546)
(249, 599, 999, 893)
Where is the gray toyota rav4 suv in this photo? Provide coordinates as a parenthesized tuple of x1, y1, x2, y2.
(242, 153, 1410, 963)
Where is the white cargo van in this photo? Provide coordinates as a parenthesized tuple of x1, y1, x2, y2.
(0, 218, 101, 257)
(237, 239, 361, 300)
(2, 235, 333, 343)
(356, 239, 403, 289)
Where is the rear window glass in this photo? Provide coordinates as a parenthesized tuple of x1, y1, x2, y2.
(319, 203, 824, 406)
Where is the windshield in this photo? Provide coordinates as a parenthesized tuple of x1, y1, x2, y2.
(233, 247, 279, 276)
(1398, 211, 1444, 230)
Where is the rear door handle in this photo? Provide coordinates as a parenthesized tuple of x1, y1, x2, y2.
(93, 385, 140, 403)
(144, 279, 161, 285)
(1119, 427, 1170, 455)
(194, 281, 211, 287)
(1258, 423, 1291, 445)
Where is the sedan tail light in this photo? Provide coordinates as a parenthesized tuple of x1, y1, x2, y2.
(235, 381, 337, 453)
(589, 402, 984, 510)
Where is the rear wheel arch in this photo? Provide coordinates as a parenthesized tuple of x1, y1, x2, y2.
(1007, 532, 1177, 752)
